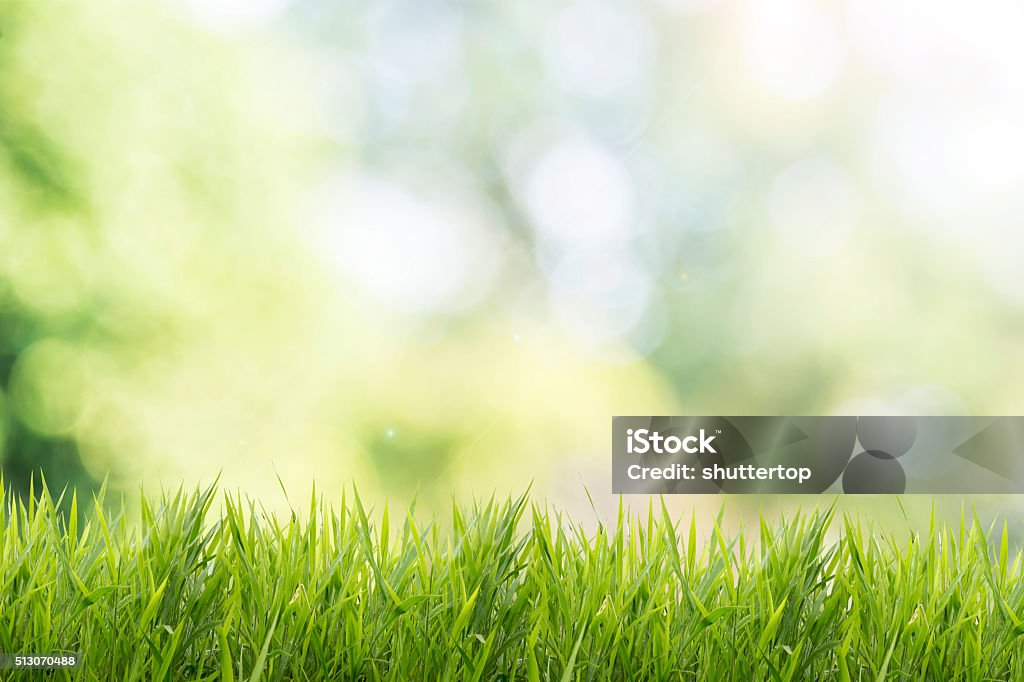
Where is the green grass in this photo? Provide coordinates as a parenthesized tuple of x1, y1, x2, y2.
(1, 483, 1023, 681)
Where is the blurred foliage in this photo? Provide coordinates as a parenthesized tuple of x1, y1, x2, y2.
(0, 320, 96, 513)
(3, 0, 1024, 510)
(0, 2, 95, 507)
(0, 1, 672, 507)
(0, 0, 310, 502)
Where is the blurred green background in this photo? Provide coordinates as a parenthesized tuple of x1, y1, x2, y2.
(2, 0, 1023, 519)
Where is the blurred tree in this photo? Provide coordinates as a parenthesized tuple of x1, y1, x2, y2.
(0, 3, 99, 510)
(0, 299, 100, 512)
(0, 0, 679, 508)
(0, 0, 321, 503)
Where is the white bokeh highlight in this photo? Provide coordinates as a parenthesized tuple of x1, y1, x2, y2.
(520, 133, 636, 250)
(546, 0, 654, 98)
(872, 94, 1024, 224)
(179, 0, 290, 33)
(741, 0, 845, 100)
(308, 177, 503, 315)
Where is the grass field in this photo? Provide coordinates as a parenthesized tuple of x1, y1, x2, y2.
(1, 483, 1023, 681)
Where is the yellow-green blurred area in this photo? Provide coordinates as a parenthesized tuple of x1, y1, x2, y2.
(1, 0, 1023, 522)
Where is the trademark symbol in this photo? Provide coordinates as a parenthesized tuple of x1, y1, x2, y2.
(716, 430, 722, 434)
